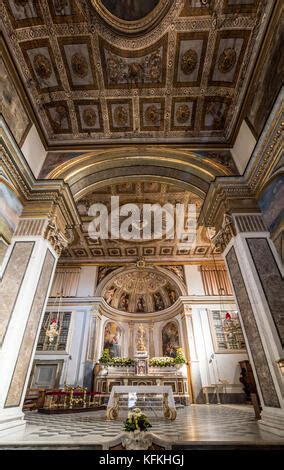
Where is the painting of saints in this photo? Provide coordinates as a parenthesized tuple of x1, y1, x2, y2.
(119, 291, 129, 311)
(103, 322, 122, 357)
(162, 322, 179, 358)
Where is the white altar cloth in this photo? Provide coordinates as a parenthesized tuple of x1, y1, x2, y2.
(107, 385, 176, 409)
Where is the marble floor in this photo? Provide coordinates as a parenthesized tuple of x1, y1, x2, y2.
(0, 405, 283, 448)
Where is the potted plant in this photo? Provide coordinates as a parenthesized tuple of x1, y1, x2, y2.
(99, 348, 111, 365)
(174, 347, 186, 368)
(121, 408, 153, 450)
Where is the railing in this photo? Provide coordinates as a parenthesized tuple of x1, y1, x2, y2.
(40, 387, 108, 410)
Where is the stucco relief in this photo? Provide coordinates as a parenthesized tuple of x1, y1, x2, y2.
(102, 267, 181, 313)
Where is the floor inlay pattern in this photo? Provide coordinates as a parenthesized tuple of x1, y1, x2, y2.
(1, 405, 283, 445)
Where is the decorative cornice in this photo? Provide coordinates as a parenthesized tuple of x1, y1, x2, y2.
(1, 118, 81, 249)
(210, 213, 236, 252)
(201, 89, 283, 231)
(210, 212, 268, 252)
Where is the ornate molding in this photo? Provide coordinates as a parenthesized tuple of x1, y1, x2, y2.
(210, 212, 268, 252)
(91, 0, 174, 36)
(14, 217, 74, 255)
(211, 213, 236, 252)
(43, 220, 69, 256)
(201, 90, 283, 231)
(1, 119, 81, 249)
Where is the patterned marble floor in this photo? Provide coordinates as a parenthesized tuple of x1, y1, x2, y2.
(1, 405, 283, 446)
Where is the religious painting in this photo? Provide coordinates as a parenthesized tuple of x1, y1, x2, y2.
(246, 13, 283, 137)
(3, 0, 43, 28)
(0, 182, 23, 244)
(101, 0, 160, 21)
(38, 151, 83, 178)
(0, 57, 31, 146)
(153, 292, 165, 311)
(258, 175, 284, 233)
(162, 322, 179, 357)
(103, 322, 122, 358)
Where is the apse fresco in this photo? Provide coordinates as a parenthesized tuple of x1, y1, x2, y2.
(162, 322, 179, 357)
(103, 322, 122, 357)
(101, 0, 160, 21)
(0, 182, 23, 243)
(258, 175, 284, 232)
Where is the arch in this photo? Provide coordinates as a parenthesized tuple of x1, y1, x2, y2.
(96, 265, 187, 297)
(97, 266, 184, 314)
(47, 147, 231, 202)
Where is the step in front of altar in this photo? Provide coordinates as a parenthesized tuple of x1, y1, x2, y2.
(117, 396, 184, 411)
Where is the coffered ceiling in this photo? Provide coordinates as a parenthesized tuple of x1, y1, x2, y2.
(61, 179, 220, 263)
(1, 0, 273, 148)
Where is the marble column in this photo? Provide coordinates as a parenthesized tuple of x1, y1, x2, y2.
(216, 213, 284, 436)
(0, 217, 68, 436)
(148, 322, 155, 358)
(128, 321, 134, 358)
(180, 302, 202, 404)
(93, 307, 103, 363)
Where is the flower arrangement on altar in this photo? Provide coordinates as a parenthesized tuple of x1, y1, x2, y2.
(99, 349, 134, 367)
(149, 356, 175, 367)
(149, 348, 186, 367)
(124, 408, 152, 432)
(174, 347, 186, 364)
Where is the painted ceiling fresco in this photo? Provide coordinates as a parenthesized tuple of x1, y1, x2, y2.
(100, 0, 160, 21)
(1, 0, 273, 147)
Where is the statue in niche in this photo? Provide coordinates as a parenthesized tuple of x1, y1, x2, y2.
(105, 286, 116, 305)
(136, 296, 145, 313)
(153, 292, 165, 311)
(166, 285, 177, 305)
(119, 291, 129, 311)
(136, 324, 146, 352)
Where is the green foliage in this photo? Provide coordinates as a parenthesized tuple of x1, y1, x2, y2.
(149, 357, 175, 367)
(110, 357, 135, 367)
(99, 349, 111, 364)
(149, 348, 186, 367)
(174, 347, 186, 364)
(124, 409, 152, 432)
(99, 350, 134, 367)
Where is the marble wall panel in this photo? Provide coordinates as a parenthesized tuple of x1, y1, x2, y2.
(247, 238, 284, 347)
(0, 241, 34, 345)
(5, 250, 55, 408)
(226, 246, 280, 408)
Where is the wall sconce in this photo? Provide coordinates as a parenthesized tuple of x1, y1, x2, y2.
(277, 359, 284, 375)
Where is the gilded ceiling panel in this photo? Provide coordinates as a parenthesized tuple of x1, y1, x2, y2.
(0, 0, 273, 147)
(61, 179, 221, 263)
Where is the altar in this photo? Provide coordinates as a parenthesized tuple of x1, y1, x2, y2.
(106, 385, 177, 420)
(94, 323, 191, 405)
(94, 362, 190, 405)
